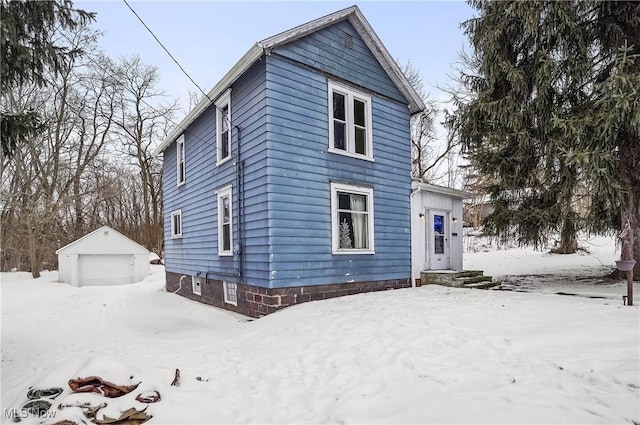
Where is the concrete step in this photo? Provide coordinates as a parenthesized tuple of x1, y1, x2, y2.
(461, 280, 501, 290)
(454, 275, 494, 285)
(421, 269, 497, 290)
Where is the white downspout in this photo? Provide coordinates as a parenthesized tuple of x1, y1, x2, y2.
(409, 183, 423, 288)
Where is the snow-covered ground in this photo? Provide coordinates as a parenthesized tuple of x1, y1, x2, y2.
(466, 234, 635, 301)
(1, 236, 639, 424)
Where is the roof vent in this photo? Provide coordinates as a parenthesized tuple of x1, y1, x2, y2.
(343, 32, 353, 49)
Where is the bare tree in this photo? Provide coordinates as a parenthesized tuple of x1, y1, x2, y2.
(0, 27, 118, 276)
(402, 62, 461, 186)
(110, 55, 177, 255)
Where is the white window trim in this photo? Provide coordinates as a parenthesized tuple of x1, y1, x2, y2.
(192, 276, 203, 296)
(330, 182, 375, 254)
(216, 89, 232, 166)
(327, 81, 374, 162)
(217, 185, 233, 256)
(176, 135, 185, 186)
(171, 209, 182, 239)
(223, 281, 237, 306)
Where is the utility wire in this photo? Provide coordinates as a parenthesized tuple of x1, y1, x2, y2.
(120, 0, 235, 150)
(122, 0, 213, 104)
(60, 28, 216, 150)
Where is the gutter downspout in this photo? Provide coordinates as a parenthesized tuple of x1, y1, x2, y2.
(206, 124, 244, 283)
(409, 182, 424, 288)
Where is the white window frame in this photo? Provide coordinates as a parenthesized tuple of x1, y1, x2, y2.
(216, 89, 232, 166)
(217, 185, 233, 256)
(176, 135, 185, 186)
(192, 276, 204, 296)
(223, 281, 237, 306)
(330, 182, 375, 254)
(327, 81, 373, 161)
(171, 209, 182, 239)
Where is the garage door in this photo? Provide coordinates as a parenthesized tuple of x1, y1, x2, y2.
(78, 254, 134, 286)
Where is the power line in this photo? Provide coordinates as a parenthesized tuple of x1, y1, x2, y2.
(121, 0, 234, 146)
(61, 32, 215, 151)
(122, 0, 213, 104)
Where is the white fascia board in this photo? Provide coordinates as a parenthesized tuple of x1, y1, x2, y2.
(261, 5, 424, 115)
(412, 181, 474, 199)
(347, 9, 425, 115)
(153, 44, 264, 156)
(154, 5, 425, 156)
(259, 6, 358, 48)
(56, 225, 150, 255)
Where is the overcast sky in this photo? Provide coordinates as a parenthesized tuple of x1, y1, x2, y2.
(77, 1, 476, 114)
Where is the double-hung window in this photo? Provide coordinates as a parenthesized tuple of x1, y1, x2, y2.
(328, 81, 373, 160)
(217, 185, 233, 256)
(176, 135, 185, 186)
(330, 183, 374, 254)
(171, 210, 182, 239)
(216, 89, 232, 165)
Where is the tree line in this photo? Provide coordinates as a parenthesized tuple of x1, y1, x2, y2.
(2, 0, 637, 279)
(1, 1, 175, 277)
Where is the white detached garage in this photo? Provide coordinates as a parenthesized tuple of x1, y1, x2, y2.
(57, 226, 150, 287)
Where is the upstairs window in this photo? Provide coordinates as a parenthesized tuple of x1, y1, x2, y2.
(171, 210, 182, 239)
(330, 183, 375, 254)
(216, 89, 232, 165)
(176, 135, 185, 186)
(328, 81, 373, 161)
(217, 185, 233, 256)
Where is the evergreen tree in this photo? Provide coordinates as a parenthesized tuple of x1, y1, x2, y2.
(0, 0, 94, 157)
(452, 0, 639, 276)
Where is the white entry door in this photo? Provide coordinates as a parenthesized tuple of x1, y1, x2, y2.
(429, 211, 449, 270)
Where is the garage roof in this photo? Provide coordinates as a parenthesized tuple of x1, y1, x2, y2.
(56, 226, 149, 255)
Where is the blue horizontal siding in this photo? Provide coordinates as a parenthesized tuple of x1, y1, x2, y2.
(271, 20, 406, 105)
(265, 55, 411, 288)
(163, 60, 271, 287)
(163, 18, 413, 292)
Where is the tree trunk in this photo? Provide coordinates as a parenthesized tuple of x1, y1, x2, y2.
(619, 132, 639, 280)
(553, 235, 578, 254)
(551, 214, 578, 254)
(28, 223, 41, 279)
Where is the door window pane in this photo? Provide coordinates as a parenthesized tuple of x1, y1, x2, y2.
(434, 215, 444, 254)
(434, 215, 444, 234)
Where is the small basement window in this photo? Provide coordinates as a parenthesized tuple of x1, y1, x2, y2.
(223, 281, 237, 306)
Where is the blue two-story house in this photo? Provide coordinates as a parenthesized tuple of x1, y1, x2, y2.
(154, 5, 424, 317)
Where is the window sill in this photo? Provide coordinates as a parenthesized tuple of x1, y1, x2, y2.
(328, 148, 374, 162)
(332, 250, 375, 255)
(171, 235, 183, 239)
(216, 156, 232, 167)
(218, 251, 234, 257)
